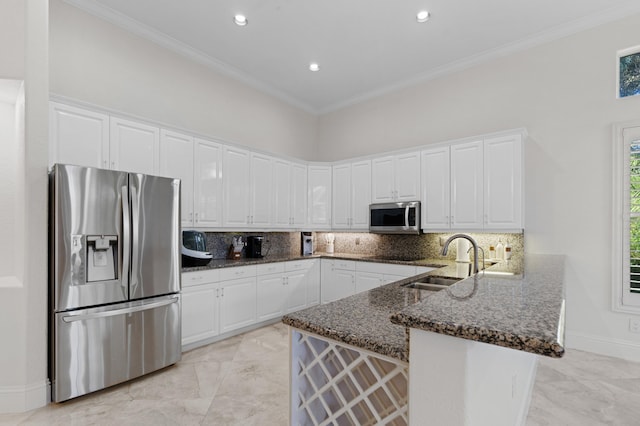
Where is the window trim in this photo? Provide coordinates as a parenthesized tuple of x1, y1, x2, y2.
(613, 121, 640, 313)
(616, 45, 640, 99)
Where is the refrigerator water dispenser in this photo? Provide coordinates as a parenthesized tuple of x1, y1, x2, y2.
(86, 235, 118, 282)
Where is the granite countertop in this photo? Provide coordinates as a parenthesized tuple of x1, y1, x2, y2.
(182, 252, 448, 272)
(282, 253, 566, 362)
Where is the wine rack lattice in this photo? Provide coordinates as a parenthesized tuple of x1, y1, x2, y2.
(291, 330, 408, 426)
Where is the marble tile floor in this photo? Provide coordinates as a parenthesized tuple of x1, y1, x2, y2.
(1, 323, 639, 425)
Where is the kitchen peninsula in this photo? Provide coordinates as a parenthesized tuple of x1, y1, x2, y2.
(283, 254, 565, 426)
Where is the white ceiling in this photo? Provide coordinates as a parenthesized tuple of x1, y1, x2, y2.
(65, 0, 640, 114)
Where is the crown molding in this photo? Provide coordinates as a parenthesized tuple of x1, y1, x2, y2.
(61, 0, 318, 114)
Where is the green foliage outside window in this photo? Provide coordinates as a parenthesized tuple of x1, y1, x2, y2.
(630, 143, 640, 292)
(620, 51, 640, 98)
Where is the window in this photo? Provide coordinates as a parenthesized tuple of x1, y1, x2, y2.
(617, 46, 640, 98)
(613, 122, 640, 312)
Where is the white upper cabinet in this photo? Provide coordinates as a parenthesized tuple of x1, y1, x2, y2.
(332, 161, 371, 230)
(350, 160, 372, 228)
(273, 160, 307, 228)
(159, 130, 194, 227)
(421, 131, 524, 232)
(222, 147, 273, 227)
(307, 165, 332, 228)
(273, 159, 292, 227)
(371, 152, 420, 202)
(421, 146, 451, 230)
(483, 134, 522, 229)
(450, 140, 484, 229)
(291, 163, 308, 227)
(223, 146, 252, 227)
(250, 153, 273, 227)
(332, 164, 352, 229)
(194, 138, 223, 228)
(49, 102, 109, 169)
(109, 117, 159, 175)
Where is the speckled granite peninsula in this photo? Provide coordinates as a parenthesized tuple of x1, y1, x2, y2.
(282, 253, 565, 361)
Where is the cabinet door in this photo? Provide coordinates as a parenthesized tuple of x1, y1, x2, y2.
(285, 271, 307, 313)
(109, 117, 159, 174)
(159, 130, 194, 227)
(308, 166, 332, 228)
(219, 277, 257, 334)
(181, 283, 219, 346)
(272, 159, 292, 227)
(194, 138, 223, 227)
(484, 134, 522, 229)
(351, 160, 371, 229)
(451, 141, 484, 229)
(223, 146, 251, 226)
(306, 259, 321, 306)
(290, 163, 308, 227)
(257, 274, 286, 321)
(332, 269, 356, 301)
(371, 156, 395, 202)
(49, 102, 109, 169)
(355, 271, 383, 293)
(332, 164, 351, 229)
(250, 153, 273, 227)
(421, 147, 451, 230)
(395, 152, 421, 201)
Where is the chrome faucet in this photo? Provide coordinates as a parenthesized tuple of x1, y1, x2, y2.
(441, 234, 480, 274)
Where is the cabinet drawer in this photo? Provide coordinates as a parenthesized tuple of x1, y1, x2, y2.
(182, 269, 220, 288)
(285, 259, 315, 272)
(257, 262, 285, 275)
(333, 259, 356, 270)
(219, 265, 257, 281)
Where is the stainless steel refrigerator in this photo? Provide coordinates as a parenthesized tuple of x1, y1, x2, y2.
(49, 164, 182, 402)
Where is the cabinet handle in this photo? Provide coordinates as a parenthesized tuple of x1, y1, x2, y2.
(247, 215, 250, 224)
(221, 288, 224, 297)
(111, 161, 115, 168)
(195, 212, 198, 222)
(103, 160, 107, 168)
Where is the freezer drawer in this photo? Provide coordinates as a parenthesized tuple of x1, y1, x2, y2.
(52, 294, 181, 402)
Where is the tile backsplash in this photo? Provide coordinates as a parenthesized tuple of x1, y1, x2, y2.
(198, 230, 524, 261)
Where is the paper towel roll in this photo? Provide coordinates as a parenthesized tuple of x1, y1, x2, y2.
(456, 238, 471, 262)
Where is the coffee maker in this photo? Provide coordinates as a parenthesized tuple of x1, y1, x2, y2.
(246, 236, 264, 258)
(301, 232, 313, 256)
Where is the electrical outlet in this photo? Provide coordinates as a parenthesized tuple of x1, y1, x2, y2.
(355, 238, 360, 245)
(439, 236, 447, 247)
(630, 318, 640, 333)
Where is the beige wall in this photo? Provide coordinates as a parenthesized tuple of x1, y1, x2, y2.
(318, 14, 640, 358)
(49, 0, 318, 161)
(0, 0, 49, 413)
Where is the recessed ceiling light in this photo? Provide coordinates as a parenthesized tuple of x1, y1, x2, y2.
(234, 14, 248, 26)
(309, 63, 320, 72)
(416, 10, 430, 23)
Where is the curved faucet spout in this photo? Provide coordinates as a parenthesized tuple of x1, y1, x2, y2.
(441, 234, 480, 274)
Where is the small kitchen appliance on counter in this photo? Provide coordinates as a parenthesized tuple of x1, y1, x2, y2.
(301, 232, 314, 256)
(246, 235, 264, 258)
(182, 230, 213, 267)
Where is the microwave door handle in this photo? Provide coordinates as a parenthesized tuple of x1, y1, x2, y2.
(121, 185, 130, 296)
(404, 205, 410, 229)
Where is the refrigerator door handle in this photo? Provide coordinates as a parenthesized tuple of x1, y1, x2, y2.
(131, 184, 140, 289)
(121, 185, 130, 294)
(61, 296, 179, 323)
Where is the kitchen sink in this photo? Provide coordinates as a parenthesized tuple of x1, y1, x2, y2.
(402, 276, 462, 291)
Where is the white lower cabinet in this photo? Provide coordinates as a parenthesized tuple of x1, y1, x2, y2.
(183, 260, 320, 349)
(321, 259, 356, 303)
(181, 270, 221, 347)
(321, 260, 435, 304)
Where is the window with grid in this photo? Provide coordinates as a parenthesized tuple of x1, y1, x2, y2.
(613, 122, 640, 311)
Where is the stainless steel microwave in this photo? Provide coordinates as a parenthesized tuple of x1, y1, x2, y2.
(369, 201, 421, 234)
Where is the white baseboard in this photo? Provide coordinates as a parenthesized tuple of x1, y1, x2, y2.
(0, 380, 48, 414)
(565, 330, 640, 362)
